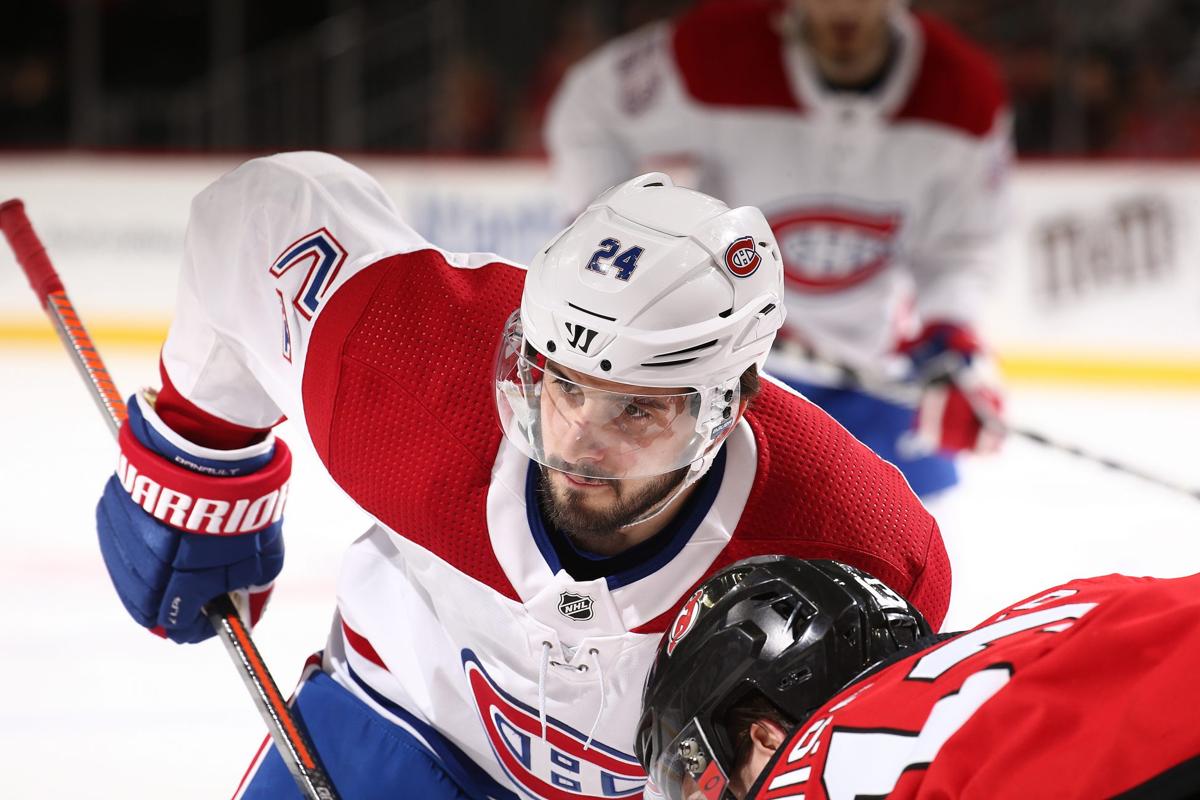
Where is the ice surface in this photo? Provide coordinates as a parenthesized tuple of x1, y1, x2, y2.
(2, 343, 1197, 798)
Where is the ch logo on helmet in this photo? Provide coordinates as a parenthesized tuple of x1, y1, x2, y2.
(724, 236, 761, 278)
(565, 322, 599, 353)
(558, 591, 595, 621)
(665, 588, 706, 656)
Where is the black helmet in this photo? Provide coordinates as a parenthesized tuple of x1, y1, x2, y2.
(635, 556, 930, 800)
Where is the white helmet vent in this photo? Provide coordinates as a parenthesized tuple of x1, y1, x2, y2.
(566, 301, 617, 322)
(640, 339, 720, 368)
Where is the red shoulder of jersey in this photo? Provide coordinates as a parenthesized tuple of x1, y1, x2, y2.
(750, 573, 1200, 800)
(635, 381, 950, 635)
(891, 13, 1008, 137)
(670, 0, 802, 111)
(302, 250, 525, 600)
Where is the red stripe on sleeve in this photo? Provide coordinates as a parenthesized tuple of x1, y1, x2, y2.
(156, 359, 277, 449)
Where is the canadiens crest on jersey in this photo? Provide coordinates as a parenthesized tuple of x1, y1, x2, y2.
(462, 651, 644, 799)
(558, 592, 595, 621)
(768, 204, 902, 292)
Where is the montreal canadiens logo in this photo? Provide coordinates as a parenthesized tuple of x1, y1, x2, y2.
(768, 205, 901, 292)
(724, 236, 761, 278)
(463, 651, 644, 799)
(665, 588, 706, 656)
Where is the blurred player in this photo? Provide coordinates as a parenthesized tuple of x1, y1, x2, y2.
(637, 556, 1200, 799)
(92, 152, 950, 798)
(546, 0, 1013, 498)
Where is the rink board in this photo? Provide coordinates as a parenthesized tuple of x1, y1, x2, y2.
(1, 154, 1198, 385)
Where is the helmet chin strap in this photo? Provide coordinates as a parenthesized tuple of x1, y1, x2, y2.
(616, 440, 724, 530)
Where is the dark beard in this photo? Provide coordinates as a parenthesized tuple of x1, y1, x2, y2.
(536, 465, 689, 548)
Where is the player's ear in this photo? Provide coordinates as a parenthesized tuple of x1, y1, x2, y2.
(736, 396, 751, 418)
(733, 364, 760, 420)
(732, 719, 790, 798)
(749, 718, 787, 755)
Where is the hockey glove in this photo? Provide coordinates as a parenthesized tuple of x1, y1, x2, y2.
(95, 392, 289, 644)
(898, 322, 1005, 457)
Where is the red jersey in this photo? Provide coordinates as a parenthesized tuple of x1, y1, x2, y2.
(750, 572, 1200, 799)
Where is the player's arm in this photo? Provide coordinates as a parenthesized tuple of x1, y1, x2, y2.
(545, 22, 702, 213)
(901, 109, 1014, 456)
(95, 152, 424, 642)
(905, 515, 952, 631)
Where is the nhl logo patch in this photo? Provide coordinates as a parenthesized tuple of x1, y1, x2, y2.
(558, 592, 595, 621)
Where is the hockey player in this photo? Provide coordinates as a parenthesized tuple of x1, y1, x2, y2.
(546, 0, 1013, 497)
(93, 152, 950, 798)
(638, 556, 1200, 800)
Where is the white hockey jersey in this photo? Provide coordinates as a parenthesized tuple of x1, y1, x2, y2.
(546, 1, 1012, 373)
(157, 151, 949, 799)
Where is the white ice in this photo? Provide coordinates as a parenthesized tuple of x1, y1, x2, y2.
(2, 341, 1198, 798)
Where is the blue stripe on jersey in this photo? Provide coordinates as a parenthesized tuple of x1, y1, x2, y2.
(127, 396, 274, 476)
(525, 465, 565, 574)
(604, 447, 724, 590)
(523, 448, 726, 590)
(346, 663, 520, 800)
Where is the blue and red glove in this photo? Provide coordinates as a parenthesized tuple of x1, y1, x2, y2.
(898, 322, 1005, 457)
(95, 392, 289, 644)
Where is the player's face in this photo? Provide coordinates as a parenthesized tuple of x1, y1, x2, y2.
(793, 0, 890, 64)
(537, 363, 694, 535)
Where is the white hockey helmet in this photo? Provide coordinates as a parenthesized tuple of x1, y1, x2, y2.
(495, 173, 785, 481)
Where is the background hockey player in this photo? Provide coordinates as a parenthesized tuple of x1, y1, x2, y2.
(546, 0, 1013, 499)
(92, 151, 950, 798)
(637, 555, 1200, 799)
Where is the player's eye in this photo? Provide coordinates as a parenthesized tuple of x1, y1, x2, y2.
(550, 377, 582, 400)
(623, 402, 651, 420)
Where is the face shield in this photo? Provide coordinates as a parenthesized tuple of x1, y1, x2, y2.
(643, 717, 735, 800)
(494, 311, 740, 480)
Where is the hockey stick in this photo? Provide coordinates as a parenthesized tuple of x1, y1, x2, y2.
(0, 199, 340, 800)
(775, 340, 1200, 504)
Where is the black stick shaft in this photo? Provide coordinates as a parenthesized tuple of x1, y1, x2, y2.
(776, 340, 1200, 504)
(0, 198, 340, 800)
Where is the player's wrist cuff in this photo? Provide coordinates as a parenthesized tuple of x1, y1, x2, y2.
(129, 392, 276, 475)
(115, 416, 292, 536)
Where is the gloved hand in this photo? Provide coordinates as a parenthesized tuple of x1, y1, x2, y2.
(95, 392, 289, 643)
(898, 322, 1005, 457)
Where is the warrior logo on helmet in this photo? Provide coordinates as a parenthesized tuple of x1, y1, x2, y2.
(564, 321, 599, 353)
(723, 236, 761, 278)
(665, 587, 706, 656)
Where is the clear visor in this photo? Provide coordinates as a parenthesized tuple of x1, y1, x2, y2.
(647, 720, 732, 800)
(494, 315, 739, 480)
